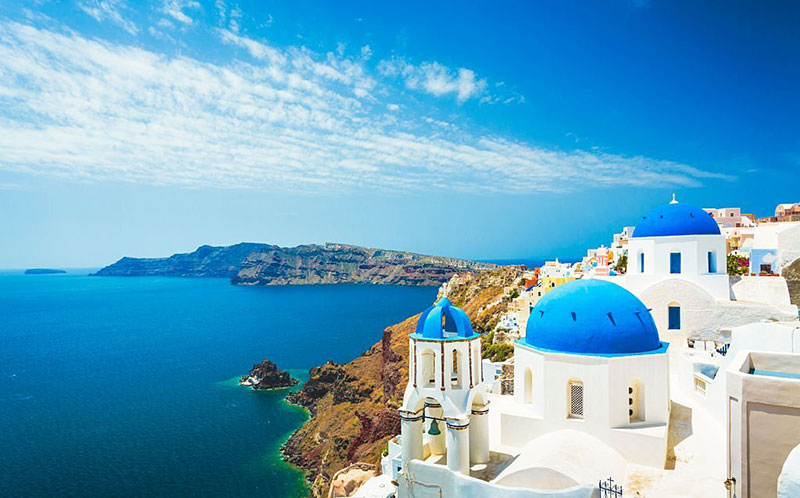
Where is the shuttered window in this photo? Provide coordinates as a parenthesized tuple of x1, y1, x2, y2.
(569, 381, 584, 419)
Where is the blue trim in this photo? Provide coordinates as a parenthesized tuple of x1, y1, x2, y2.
(516, 339, 670, 357)
(410, 332, 481, 342)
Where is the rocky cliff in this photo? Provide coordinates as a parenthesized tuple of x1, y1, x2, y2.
(232, 243, 496, 286)
(93, 242, 494, 286)
(280, 266, 523, 497)
(93, 243, 276, 278)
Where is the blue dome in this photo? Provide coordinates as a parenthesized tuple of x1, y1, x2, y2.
(632, 202, 720, 238)
(523, 280, 663, 356)
(413, 297, 477, 340)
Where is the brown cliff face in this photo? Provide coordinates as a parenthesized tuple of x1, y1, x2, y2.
(281, 266, 523, 497)
(784, 258, 800, 306)
(232, 243, 496, 286)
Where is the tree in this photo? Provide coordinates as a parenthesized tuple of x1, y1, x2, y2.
(613, 254, 628, 274)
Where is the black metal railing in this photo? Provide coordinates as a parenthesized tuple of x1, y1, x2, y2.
(716, 343, 730, 356)
(599, 477, 623, 498)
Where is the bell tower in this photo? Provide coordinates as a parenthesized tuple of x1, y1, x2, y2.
(398, 298, 489, 476)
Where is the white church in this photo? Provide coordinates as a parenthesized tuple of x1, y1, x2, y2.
(601, 196, 797, 345)
(353, 198, 800, 498)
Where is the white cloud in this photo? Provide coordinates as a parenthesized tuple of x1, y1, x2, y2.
(378, 57, 488, 103)
(0, 22, 730, 195)
(360, 45, 373, 61)
(162, 0, 200, 25)
(78, 0, 138, 35)
(387, 103, 399, 111)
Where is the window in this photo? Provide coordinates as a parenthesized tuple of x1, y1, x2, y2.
(694, 377, 706, 396)
(668, 305, 681, 330)
(707, 251, 716, 273)
(629, 380, 644, 423)
(523, 368, 533, 404)
(639, 252, 645, 273)
(670, 252, 681, 274)
(451, 349, 462, 389)
(421, 351, 436, 388)
(568, 380, 584, 419)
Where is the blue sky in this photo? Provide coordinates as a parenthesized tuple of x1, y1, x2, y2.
(0, 0, 798, 268)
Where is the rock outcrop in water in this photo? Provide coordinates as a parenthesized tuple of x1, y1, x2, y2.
(232, 243, 495, 286)
(280, 266, 523, 497)
(239, 360, 298, 390)
(93, 243, 276, 278)
(94, 241, 495, 286)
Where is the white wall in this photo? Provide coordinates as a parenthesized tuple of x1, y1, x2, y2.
(678, 322, 800, 427)
(627, 234, 729, 301)
(636, 279, 797, 344)
(509, 343, 669, 468)
(726, 351, 800, 498)
(398, 460, 595, 498)
(730, 275, 794, 307)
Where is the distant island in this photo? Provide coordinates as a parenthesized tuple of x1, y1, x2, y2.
(92, 242, 495, 286)
(24, 268, 66, 275)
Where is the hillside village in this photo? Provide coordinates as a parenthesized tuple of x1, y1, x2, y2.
(309, 197, 800, 498)
(480, 199, 800, 351)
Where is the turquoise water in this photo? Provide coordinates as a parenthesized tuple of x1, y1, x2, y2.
(749, 368, 800, 380)
(0, 271, 436, 497)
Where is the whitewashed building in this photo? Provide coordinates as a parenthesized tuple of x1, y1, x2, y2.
(383, 280, 671, 497)
(596, 197, 797, 344)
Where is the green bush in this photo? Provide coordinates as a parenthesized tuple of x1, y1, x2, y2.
(484, 343, 514, 362)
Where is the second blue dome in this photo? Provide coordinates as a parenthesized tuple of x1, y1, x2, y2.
(523, 279, 663, 356)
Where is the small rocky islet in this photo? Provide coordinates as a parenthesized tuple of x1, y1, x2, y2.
(239, 360, 299, 390)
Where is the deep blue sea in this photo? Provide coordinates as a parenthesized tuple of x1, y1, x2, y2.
(0, 270, 436, 497)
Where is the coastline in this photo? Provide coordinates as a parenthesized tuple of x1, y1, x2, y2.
(279, 267, 523, 497)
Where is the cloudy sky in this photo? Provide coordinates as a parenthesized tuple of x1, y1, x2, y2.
(1, 0, 798, 267)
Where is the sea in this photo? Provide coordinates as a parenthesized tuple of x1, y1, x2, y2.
(0, 270, 437, 497)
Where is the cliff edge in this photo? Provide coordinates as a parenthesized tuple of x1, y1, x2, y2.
(280, 266, 523, 497)
(232, 243, 496, 286)
(94, 242, 494, 286)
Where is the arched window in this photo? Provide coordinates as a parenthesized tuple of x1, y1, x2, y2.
(472, 343, 481, 385)
(639, 252, 645, 273)
(523, 368, 533, 404)
(629, 380, 645, 423)
(451, 349, 462, 389)
(421, 350, 436, 388)
(568, 380, 584, 419)
(668, 303, 681, 330)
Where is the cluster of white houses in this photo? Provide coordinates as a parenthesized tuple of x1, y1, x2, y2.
(352, 197, 800, 498)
